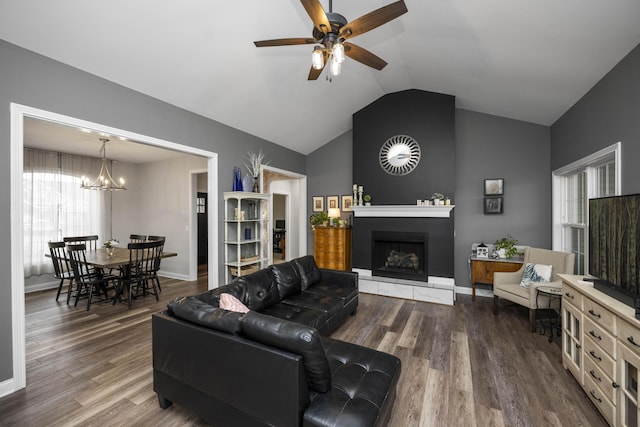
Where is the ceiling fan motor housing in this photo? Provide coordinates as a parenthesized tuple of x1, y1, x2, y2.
(313, 12, 347, 42)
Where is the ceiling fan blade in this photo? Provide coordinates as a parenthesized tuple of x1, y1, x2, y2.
(308, 50, 329, 80)
(254, 38, 317, 47)
(344, 43, 387, 70)
(339, 0, 408, 40)
(301, 0, 332, 36)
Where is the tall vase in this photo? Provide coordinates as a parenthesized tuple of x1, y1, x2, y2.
(233, 167, 243, 191)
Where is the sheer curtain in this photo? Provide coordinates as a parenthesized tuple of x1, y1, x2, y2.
(24, 148, 110, 277)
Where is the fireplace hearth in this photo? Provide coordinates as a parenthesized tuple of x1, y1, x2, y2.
(372, 231, 428, 282)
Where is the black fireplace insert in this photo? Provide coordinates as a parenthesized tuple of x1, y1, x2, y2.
(371, 231, 428, 282)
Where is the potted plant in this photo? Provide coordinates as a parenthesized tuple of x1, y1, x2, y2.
(103, 238, 119, 256)
(431, 192, 444, 205)
(363, 194, 372, 206)
(494, 234, 518, 259)
(309, 211, 329, 228)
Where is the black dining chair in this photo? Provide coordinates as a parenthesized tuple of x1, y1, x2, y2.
(48, 241, 75, 303)
(66, 243, 119, 311)
(116, 240, 163, 308)
(130, 234, 147, 243)
(63, 235, 99, 251)
(147, 236, 166, 292)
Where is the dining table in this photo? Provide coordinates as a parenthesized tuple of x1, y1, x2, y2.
(80, 246, 177, 269)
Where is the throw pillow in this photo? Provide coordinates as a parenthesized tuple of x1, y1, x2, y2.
(220, 293, 250, 313)
(520, 263, 552, 288)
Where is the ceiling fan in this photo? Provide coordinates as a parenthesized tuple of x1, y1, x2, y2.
(254, 0, 408, 80)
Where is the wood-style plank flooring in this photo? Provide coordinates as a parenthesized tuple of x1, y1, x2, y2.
(0, 271, 607, 426)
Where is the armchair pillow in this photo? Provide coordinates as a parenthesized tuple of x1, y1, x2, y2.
(520, 263, 552, 288)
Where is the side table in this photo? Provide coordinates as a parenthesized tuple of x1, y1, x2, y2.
(470, 256, 523, 301)
(536, 285, 563, 342)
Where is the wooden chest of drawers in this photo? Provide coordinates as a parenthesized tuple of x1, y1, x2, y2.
(313, 226, 352, 271)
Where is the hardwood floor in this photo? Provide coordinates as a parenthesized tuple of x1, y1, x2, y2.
(0, 273, 607, 427)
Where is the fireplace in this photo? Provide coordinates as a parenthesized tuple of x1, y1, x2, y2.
(371, 231, 429, 282)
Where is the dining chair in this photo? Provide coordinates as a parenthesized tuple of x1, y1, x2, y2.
(147, 236, 166, 291)
(66, 243, 120, 311)
(130, 234, 147, 243)
(117, 240, 163, 308)
(63, 235, 99, 251)
(48, 241, 75, 303)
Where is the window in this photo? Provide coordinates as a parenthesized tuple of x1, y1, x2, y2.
(24, 149, 108, 277)
(552, 143, 620, 275)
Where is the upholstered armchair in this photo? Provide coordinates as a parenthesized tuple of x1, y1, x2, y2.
(493, 247, 575, 332)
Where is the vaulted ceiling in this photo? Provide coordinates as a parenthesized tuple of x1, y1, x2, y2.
(1, 0, 639, 155)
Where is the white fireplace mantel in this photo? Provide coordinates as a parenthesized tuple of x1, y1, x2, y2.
(350, 205, 454, 218)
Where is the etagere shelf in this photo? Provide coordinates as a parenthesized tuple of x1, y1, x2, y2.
(224, 192, 271, 282)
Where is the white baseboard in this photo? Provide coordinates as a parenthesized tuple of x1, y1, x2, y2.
(158, 271, 191, 281)
(25, 281, 58, 294)
(455, 286, 494, 299)
(0, 377, 17, 399)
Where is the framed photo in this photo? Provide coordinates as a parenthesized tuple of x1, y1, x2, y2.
(327, 195, 339, 210)
(312, 196, 324, 212)
(342, 195, 353, 211)
(484, 178, 504, 195)
(484, 196, 503, 214)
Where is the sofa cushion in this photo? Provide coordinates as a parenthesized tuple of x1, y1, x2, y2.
(282, 292, 345, 317)
(241, 311, 331, 393)
(168, 296, 244, 335)
(234, 269, 280, 312)
(220, 293, 250, 313)
(270, 262, 302, 299)
(261, 303, 329, 330)
(304, 337, 401, 427)
(293, 255, 321, 290)
(304, 279, 358, 302)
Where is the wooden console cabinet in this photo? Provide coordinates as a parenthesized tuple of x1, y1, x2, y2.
(313, 226, 352, 271)
(470, 256, 522, 301)
(560, 274, 640, 426)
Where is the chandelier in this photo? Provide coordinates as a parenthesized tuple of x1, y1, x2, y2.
(81, 137, 126, 191)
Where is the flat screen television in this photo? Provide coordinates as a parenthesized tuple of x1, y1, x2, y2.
(589, 194, 640, 307)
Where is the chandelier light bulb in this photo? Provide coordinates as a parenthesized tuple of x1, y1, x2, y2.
(333, 42, 345, 64)
(330, 55, 342, 76)
(311, 47, 324, 70)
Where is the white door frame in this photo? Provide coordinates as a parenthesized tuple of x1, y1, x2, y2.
(261, 165, 307, 260)
(7, 103, 218, 396)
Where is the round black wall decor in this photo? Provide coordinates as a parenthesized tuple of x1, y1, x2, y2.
(378, 135, 421, 176)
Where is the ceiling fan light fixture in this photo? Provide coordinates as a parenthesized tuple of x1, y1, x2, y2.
(311, 47, 325, 70)
(332, 42, 345, 63)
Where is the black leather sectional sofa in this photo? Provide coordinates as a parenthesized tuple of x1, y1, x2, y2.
(152, 255, 401, 426)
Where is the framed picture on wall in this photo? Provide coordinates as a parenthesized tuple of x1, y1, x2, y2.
(484, 178, 504, 195)
(484, 196, 503, 214)
(342, 195, 353, 211)
(312, 196, 324, 212)
(327, 195, 339, 210)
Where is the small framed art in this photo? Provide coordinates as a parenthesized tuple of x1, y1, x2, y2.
(312, 196, 324, 212)
(484, 197, 503, 214)
(342, 195, 353, 211)
(484, 178, 504, 196)
(327, 195, 339, 210)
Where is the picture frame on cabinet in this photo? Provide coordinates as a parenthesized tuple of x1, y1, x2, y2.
(342, 195, 353, 211)
(484, 178, 504, 195)
(327, 195, 339, 210)
(484, 196, 503, 214)
(312, 196, 324, 212)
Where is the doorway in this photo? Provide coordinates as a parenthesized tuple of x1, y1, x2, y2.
(262, 165, 307, 262)
(9, 103, 219, 395)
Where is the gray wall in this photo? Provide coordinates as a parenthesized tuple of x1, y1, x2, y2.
(307, 107, 552, 287)
(551, 43, 640, 195)
(0, 40, 305, 383)
(454, 110, 551, 284)
(306, 130, 353, 253)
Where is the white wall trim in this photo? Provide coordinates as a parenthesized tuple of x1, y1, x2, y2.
(10, 103, 219, 395)
(0, 378, 16, 399)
